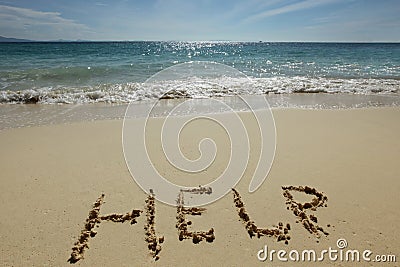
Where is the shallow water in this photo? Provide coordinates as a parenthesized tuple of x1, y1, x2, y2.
(1, 42, 399, 104)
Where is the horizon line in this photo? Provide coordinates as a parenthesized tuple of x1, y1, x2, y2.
(1, 35, 400, 44)
(1, 39, 399, 44)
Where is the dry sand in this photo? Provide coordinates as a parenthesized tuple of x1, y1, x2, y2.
(0, 107, 399, 266)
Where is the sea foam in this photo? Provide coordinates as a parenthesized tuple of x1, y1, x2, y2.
(0, 76, 399, 104)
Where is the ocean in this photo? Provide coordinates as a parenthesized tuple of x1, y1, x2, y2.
(0, 42, 399, 104)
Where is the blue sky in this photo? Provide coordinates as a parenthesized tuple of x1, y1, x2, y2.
(0, 0, 399, 41)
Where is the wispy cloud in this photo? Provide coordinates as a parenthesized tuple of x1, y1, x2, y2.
(244, 0, 340, 22)
(95, 2, 108, 7)
(301, 1, 400, 42)
(0, 5, 91, 40)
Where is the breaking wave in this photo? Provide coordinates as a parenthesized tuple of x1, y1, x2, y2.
(0, 76, 398, 104)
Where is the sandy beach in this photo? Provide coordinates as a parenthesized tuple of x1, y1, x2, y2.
(0, 107, 399, 266)
(1, 0, 399, 265)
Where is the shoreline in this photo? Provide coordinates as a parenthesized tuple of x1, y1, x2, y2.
(1, 93, 399, 131)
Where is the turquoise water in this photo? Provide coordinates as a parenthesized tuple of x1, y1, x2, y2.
(0, 42, 399, 103)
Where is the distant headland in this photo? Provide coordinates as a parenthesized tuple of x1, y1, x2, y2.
(0, 36, 33, 42)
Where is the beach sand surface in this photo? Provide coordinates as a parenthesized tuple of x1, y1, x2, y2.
(0, 107, 399, 266)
